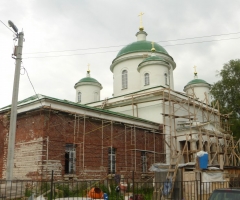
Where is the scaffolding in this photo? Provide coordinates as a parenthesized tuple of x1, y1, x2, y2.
(2, 87, 239, 186)
(160, 88, 240, 199)
(113, 87, 240, 199)
(97, 87, 239, 168)
(4, 104, 164, 180)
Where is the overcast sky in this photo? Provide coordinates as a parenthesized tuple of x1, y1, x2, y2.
(1, 0, 240, 108)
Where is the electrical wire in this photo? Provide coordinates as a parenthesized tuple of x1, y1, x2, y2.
(23, 50, 118, 59)
(21, 65, 43, 106)
(157, 31, 240, 43)
(0, 19, 17, 35)
(23, 31, 240, 55)
(23, 36, 240, 59)
(163, 36, 240, 47)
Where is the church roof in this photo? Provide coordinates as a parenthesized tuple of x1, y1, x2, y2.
(0, 94, 159, 126)
(183, 78, 211, 90)
(141, 55, 169, 64)
(75, 77, 101, 85)
(116, 40, 168, 58)
(185, 79, 210, 87)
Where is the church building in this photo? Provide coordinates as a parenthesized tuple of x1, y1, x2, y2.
(0, 16, 238, 184)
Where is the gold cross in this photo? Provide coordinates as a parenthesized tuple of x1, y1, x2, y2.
(138, 12, 144, 30)
(151, 41, 154, 48)
(87, 64, 90, 73)
(193, 66, 197, 73)
(151, 41, 156, 51)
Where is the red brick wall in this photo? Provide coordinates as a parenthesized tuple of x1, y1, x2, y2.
(0, 113, 9, 178)
(0, 108, 164, 180)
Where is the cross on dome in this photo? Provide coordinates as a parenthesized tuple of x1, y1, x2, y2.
(151, 41, 156, 52)
(138, 12, 144, 31)
(193, 66, 198, 78)
(87, 64, 91, 77)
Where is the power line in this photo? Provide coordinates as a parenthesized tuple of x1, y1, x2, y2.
(23, 36, 240, 59)
(21, 65, 43, 106)
(0, 20, 17, 35)
(157, 31, 240, 43)
(23, 31, 240, 55)
(24, 45, 124, 54)
(23, 50, 118, 59)
(163, 36, 240, 47)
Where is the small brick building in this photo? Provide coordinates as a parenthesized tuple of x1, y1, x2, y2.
(0, 95, 164, 180)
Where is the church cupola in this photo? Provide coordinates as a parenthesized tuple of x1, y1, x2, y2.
(74, 66, 102, 104)
(136, 12, 147, 41)
(137, 42, 173, 89)
(110, 14, 176, 97)
(183, 66, 211, 102)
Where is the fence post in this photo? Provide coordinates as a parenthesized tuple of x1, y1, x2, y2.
(50, 170, 54, 200)
(196, 179, 198, 200)
(132, 171, 135, 199)
(200, 174, 202, 200)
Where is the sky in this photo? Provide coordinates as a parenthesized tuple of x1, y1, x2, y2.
(1, 0, 240, 108)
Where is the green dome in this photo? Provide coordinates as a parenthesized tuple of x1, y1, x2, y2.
(75, 77, 101, 85)
(185, 79, 209, 87)
(116, 40, 168, 58)
(138, 55, 169, 72)
(141, 55, 168, 64)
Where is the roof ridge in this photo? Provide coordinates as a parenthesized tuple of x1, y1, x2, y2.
(0, 94, 158, 125)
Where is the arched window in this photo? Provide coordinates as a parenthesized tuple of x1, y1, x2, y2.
(164, 73, 168, 85)
(144, 73, 150, 85)
(122, 70, 128, 89)
(78, 92, 81, 102)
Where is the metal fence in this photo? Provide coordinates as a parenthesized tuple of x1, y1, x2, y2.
(0, 178, 239, 200)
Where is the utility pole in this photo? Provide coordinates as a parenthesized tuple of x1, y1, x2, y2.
(6, 20, 24, 181)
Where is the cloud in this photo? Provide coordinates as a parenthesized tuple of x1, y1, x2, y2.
(1, 0, 240, 108)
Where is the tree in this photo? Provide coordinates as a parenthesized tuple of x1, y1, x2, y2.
(211, 59, 240, 138)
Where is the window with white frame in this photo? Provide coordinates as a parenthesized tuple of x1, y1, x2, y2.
(122, 70, 128, 89)
(144, 73, 150, 85)
(164, 73, 168, 85)
(108, 147, 116, 174)
(65, 144, 76, 174)
(78, 92, 81, 102)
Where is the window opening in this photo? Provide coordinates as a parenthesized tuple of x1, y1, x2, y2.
(65, 144, 76, 174)
(78, 92, 81, 102)
(141, 151, 147, 172)
(164, 73, 168, 85)
(122, 70, 128, 89)
(144, 73, 150, 85)
(108, 147, 116, 174)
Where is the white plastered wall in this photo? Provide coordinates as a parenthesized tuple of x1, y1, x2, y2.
(184, 84, 211, 102)
(112, 56, 142, 96)
(112, 53, 175, 97)
(139, 63, 172, 90)
(75, 84, 101, 104)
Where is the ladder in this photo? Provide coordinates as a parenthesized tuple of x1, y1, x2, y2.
(160, 135, 189, 199)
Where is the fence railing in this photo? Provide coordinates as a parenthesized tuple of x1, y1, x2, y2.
(0, 178, 239, 200)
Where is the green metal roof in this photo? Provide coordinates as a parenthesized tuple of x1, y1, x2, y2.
(75, 77, 101, 85)
(140, 55, 169, 65)
(185, 79, 210, 87)
(116, 40, 168, 58)
(0, 94, 158, 126)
